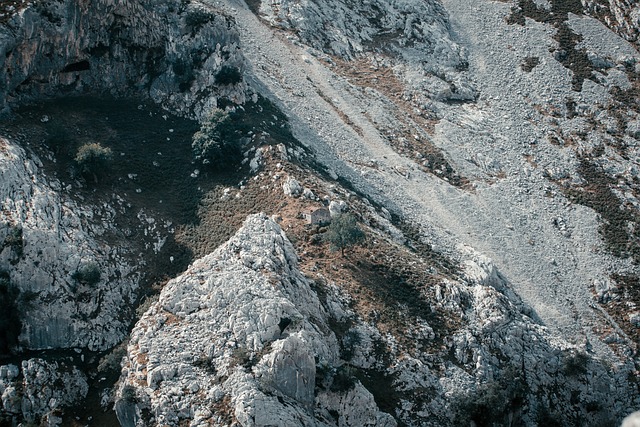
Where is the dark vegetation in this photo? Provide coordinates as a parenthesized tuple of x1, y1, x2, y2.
(71, 262, 102, 287)
(521, 56, 540, 72)
(562, 350, 589, 377)
(74, 142, 113, 183)
(215, 66, 243, 85)
(608, 274, 640, 346)
(191, 108, 240, 168)
(184, 7, 215, 34)
(2, 224, 24, 265)
(0, 271, 22, 355)
(507, 0, 596, 91)
(121, 385, 138, 403)
(451, 367, 526, 427)
(322, 213, 365, 256)
(562, 160, 640, 263)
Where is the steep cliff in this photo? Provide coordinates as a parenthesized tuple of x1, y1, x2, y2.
(0, 0, 247, 117)
(0, 137, 138, 351)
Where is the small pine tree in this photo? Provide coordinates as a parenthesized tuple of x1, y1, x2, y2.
(323, 213, 365, 256)
(75, 142, 112, 183)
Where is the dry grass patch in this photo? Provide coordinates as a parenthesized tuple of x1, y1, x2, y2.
(285, 212, 463, 355)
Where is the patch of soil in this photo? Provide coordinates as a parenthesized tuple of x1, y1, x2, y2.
(325, 57, 469, 187)
(290, 216, 462, 354)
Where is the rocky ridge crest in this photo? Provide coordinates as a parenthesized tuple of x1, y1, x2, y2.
(117, 214, 638, 426)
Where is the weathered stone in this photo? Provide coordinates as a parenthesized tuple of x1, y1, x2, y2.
(0, 138, 137, 351)
(283, 176, 303, 197)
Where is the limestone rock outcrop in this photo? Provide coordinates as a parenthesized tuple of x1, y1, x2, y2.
(0, 359, 88, 426)
(0, 137, 137, 351)
(252, 0, 476, 104)
(117, 213, 394, 426)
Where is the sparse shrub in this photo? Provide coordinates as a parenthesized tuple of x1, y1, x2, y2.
(121, 385, 138, 403)
(229, 346, 251, 369)
(562, 350, 589, 377)
(74, 142, 113, 182)
(215, 65, 243, 85)
(193, 354, 217, 375)
(450, 366, 526, 427)
(330, 364, 357, 392)
(185, 8, 214, 32)
(315, 361, 333, 391)
(323, 213, 365, 256)
(98, 341, 128, 374)
(536, 407, 563, 427)
(192, 109, 240, 168)
(135, 294, 159, 319)
(340, 329, 361, 361)
(2, 225, 24, 262)
(72, 262, 101, 286)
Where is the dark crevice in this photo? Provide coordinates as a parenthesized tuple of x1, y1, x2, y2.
(62, 60, 91, 73)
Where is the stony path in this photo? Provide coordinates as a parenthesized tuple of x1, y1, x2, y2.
(213, 0, 634, 358)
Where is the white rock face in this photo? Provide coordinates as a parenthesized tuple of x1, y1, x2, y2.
(0, 359, 88, 425)
(0, 138, 137, 351)
(623, 411, 640, 427)
(117, 214, 393, 426)
(253, 0, 475, 103)
(283, 176, 303, 197)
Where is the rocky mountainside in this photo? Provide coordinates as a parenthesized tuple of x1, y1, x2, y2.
(0, 0, 639, 425)
(115, 213, 635, 426)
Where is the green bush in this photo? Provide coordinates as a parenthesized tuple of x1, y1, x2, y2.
(562, 350, 589, 377)
(75, 142, 113, 182)
(215, 66, 243, 85)
(98, 341, 128, 374)
(323, 213, 365, 256)
(330, 365, 358, 392)
(72, 262, 101, 286)
(450, 367, 526, 427)
(121, 385, 138, 403)
(192, 109, 240, 168)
